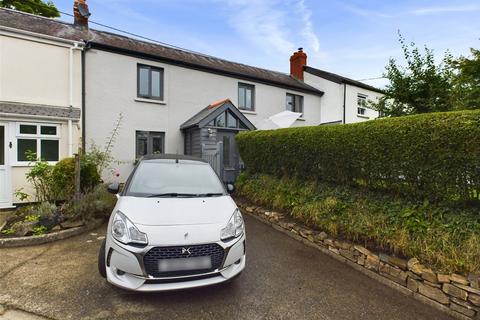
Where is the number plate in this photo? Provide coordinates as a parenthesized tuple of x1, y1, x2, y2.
(158, 256, 212, 272)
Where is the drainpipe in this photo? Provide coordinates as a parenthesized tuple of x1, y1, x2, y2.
(81, 42, 90, 153)
(342, 83, 347, 124)
(69, 42, 81, 157)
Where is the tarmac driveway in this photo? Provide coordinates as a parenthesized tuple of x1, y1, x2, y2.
(0, 215, 452, 320)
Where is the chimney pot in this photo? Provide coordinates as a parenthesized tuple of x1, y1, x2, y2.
(73, 0, 90, 28)
(290, 48, 307, 81)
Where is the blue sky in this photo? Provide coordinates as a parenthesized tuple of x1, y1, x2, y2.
(55, 0, 480, 87)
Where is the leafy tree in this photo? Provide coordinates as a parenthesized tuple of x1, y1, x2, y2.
(0, 0, 60, 18)
(451, 49, 480, 110)
(371, 32, 455, 117)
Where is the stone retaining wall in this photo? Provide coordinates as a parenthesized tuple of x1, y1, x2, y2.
(236, 200, 480, 320)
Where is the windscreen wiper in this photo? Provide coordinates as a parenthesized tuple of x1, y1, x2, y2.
(147, 193, 197, 198)
(196, 193, 224, 197)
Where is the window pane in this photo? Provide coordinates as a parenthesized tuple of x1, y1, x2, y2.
(41, 126, 57, 135)
(227, 112, 237, 128)
(295, 95, 303, 113)
(18, 139, 37, 161)
(0, 126, 4, 165)
(215, 112, 226, 127)
(151, 70, 162, 99)
(40, 140, 59, 161)
(138, 67, 149, 96)
(245, 88, 252, 110)
(20, 124, 37, 134)
(136, 131, 148, 158)
(286, 94, 294, 111)
(238, 87, 246, 109)
(151, 136, 163, 154)
(223, 136, 230, 166)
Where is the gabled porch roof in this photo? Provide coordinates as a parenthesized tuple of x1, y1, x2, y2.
(180, 99, 256, 131)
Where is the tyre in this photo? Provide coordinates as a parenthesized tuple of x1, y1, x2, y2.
(98, 239, 107, 278)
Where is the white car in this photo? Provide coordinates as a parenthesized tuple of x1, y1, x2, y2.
(98, 154, 246, 291)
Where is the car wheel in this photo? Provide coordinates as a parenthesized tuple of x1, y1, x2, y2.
(98, 239, 107, 278)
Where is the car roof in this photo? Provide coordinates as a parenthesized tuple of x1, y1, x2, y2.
(140, 154, 208, 163)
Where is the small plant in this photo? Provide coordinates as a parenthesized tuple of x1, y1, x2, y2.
(32, 225, 47, 235)
(24, 214, 40, 222)
(14, 188, 29, 202)
(1, 228, 15, 235)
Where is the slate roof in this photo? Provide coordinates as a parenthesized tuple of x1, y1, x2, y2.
(0, 8, 324, 96)
(304, 66, 384, 94)
(180, 99, 255, 130)
(0, 101, 81, 120)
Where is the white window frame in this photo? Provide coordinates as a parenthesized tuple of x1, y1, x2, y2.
(357, 94, 368, 116)
(14, 122, 61, 166)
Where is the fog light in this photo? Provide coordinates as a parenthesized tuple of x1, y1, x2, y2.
(116, 269, 125, 275)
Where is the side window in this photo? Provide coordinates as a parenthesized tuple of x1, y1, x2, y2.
(137, 64, 164, 100)
(136, 131, 165, 158)
(286, 93, 304, 115)
(357, 94, 367, 115)
(222, 135, 230, 166)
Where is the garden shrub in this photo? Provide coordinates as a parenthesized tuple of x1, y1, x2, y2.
(49, 156, 101, 200)
(236, 109, 480, 203)
(64, 184, 116, 221)
(236, 173, 480, 273)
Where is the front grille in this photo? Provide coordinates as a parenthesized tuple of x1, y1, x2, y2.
(144, 243, 225, 278)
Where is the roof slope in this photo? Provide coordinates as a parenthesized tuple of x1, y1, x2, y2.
(0, 9, 323, 96)
(0, 101, 81, 120)
(180, 99, 255, 130)
(304, 66, 384, 94)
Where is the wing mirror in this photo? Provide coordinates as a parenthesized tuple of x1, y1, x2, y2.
(107, 182, 120, 194)
(226, 183, 235, 194)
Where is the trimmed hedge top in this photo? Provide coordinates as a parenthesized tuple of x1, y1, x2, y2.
(236, 110, 480, 202)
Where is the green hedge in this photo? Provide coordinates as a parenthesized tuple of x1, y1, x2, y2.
(236, 173, 480, 273)
(237, 110, 480, 202)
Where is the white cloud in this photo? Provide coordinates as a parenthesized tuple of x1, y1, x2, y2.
(411, 4, 480, 15)
(222, 0, 325, 60)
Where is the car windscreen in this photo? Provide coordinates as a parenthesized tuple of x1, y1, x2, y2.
(125, 160, 226, 197)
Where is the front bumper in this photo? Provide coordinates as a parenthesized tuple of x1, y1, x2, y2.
(105, 234, 246, 291)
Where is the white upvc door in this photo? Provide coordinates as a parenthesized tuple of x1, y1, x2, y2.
(0, 123, 12, 208)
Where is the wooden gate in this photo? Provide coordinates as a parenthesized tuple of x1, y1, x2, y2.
(202, 141, 224, 181)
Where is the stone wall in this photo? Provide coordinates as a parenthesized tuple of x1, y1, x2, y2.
(236, 200, 480, 320)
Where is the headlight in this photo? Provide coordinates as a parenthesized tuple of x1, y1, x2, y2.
(111, 211, 148, 245)
(220, 208, 244, 241)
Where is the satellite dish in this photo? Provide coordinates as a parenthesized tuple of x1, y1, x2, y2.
(78, 3, 91, 18)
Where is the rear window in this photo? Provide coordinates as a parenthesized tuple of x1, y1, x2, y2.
(125, 160, 225, 197)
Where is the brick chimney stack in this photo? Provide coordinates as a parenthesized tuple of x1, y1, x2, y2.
(73, 0, 90, 28)
(290, 48, 307, 81)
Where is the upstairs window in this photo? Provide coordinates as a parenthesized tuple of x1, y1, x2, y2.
(137, 64, 164, 100)
(286, 93, 303, 115)
(16, 123, 60, 162)
(238, 83, 255, 111)
(357, 94, 367, 115)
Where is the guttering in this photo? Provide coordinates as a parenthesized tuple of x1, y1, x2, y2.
(87, 42, 325, 97)
(0, 25, 84, 48)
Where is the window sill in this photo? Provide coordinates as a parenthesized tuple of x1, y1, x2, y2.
(134, 98, 167, 105)
(11, 161, 58, 167)
(357, 114, 370, 119)
(239, 110, 256, 115)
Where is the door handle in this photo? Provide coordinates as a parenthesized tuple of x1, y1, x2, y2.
(9, 142, 12, 148)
